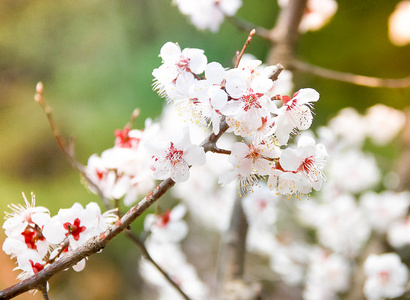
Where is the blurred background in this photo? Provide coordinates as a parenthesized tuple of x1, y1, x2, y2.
(0, 0, 409, 299)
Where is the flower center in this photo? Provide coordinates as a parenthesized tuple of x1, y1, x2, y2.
(242, 90, 263, 111)
(166, 142, 184, 166)
(177, 58, 191, 73)
(64, 218, 86, 241)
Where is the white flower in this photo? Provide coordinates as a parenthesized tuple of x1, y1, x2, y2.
(328, 107, 367, 147)
(153, 42, 207, 95)
(144, 204, 188, 243)
(149, 127, 206, 182)
(304, 247, 350, 300)
(314, 194, 371, 258)
(2, 193, 50, 259)
(364, 104, 406, 145)
(274, 88, 320, 145)
(224, 140, 281, 192)
(327, 149, 381, 194)
(279, 135, 328, 191)
(242, 183, 279, 229)
(387, 217, 410, 248)
(42, 203, 105, 245)
(174, 0, 242, 32)
(363, 253, 408, 300)
(224, 65, 277, 138)
(360, 191, 410, 233)
(270, 241, 312, 286)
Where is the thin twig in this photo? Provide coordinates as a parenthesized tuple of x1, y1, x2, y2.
(226, 16, 271, 40)
(292, 59, 410, 89)
(39, 283, 49, 300)
(125, 230, 191, 300)
(266, 0, 308, 67)
(124, 108, 140, 130)
(34, 83, 111, 209)
(35, 85, 191, 300)
(270, 63, 284, 82)
(0, 83, 234, 299)
(234, 29, 256, 68)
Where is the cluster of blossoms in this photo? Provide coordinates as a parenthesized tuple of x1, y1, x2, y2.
(168, 102, 409, 300)
(172, 0, 242, 32)
(172, 0, 337, 33)
(2, 193, 116, 282)
(153, 41, 327, 198)
(85, 126, 155, 206)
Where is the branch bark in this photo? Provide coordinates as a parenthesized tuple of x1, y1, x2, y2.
(266, 0, 308, 67)
(291, 59, 410, 89)
(216, 196, 261, 300)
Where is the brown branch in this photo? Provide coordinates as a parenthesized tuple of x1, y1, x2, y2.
(35, 85, 192, 300)
(125, 230, 191, 300)
(270, 63, 284, 82)
(292, 59, 410, 89)
(34, 83, 111, 209)
(226, 16, 271, 40)
(235, 29, 256, 68)
(0, 178, 176, 299)
(0, 82, 233, 299)
(216, 195, 261, 299)
(266, 0, 308, 67)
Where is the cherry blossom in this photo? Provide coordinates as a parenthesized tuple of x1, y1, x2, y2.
(242, 183, 279, 229)
(364, 104, 406, 146)
(149, 127, 206, 182)
(363, 253, 408, 300)
(173, 0, 242, 32)
(303, 248, 350, 300)
(387, 217, 410, 248)
(153, 42, 207, 96)
(223, 140, 281, 192)
(144, 204, 188, 243)
(360, 191, 410, 233)
(2, 193, 50, 259)
(279, 135, 327, 191)
(274, 88, 320, 145)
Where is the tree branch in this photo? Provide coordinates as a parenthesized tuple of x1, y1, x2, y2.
(125, 230, 191, 300)
(216, 195, 261, 300)
(0, 177, 176, 300)
(291, 59, 410, 88)
(1, 81, 234, 299)
(226, 16, 271, 40)
(266, 0, 308, 67)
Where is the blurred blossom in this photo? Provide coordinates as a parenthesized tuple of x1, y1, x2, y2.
(387, 217, 410, 248)
(144, 204, 189, 243)
(242, 183, 279, 229)
(303, 248, 350, 300)
(363, 253, 408, 300)
(389, 1, 410, 46)
(364, 104, 406, 146)
(313, 194, 371, 258)
(327, 149, 381, 194)
(328, 108, 367, 147)
(360, 191, 410, 233)
(173, 0, 242, 32)
(270, 241, 312, 286)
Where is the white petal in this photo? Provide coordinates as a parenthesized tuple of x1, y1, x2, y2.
(160, 42, 181, 63)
